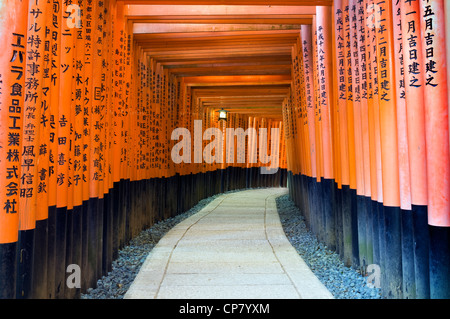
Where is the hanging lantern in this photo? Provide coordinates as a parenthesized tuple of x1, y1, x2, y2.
(218, 108, 228, 121)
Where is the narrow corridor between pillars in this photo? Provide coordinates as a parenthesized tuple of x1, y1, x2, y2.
(124, 188, 333, 299)
(0, 0, 450, 300)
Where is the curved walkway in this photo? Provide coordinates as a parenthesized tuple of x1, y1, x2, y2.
(124, 188, 333, 299)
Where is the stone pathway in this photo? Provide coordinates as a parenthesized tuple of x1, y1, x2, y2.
(124, 188, 333, 299)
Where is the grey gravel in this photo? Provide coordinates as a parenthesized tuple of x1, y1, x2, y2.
(81, 190, 381, 299)
(81, 189, 241, 299)
(275, 194, 381, 299)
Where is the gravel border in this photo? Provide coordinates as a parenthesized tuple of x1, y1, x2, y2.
(275, 194, 381, 299)
(81, 190, 240, 299)
(81, 190, 381, 299)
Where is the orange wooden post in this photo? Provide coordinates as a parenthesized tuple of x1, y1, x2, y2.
(73, 0, 85, 209)
(366, 0, 384, 206)
(363, 0, 382, 274)
(51, 0, 76, 299)
(129, 44, 138, 190)
(123, 21, 133, 189)
(290, 44, 300, 178)
(331, 0, 344, 260)
(32, 0, 53, 299)
(375, 0, 401, 209)
(402, 0, 435, 297)
(89, 1, 104, 272)
(331, 1, 342, 193)
(35, 0, 52, 221)
(354, 0, 375, 268)
(0, 0, 29, 299)
(61, 0, 83, 299)
(344, 0, 358, 269)
(364, 0, 378, 206)
(391, 1, 415, 298)
(447, 0, 450, 155)
(312, 16, 326, 241)
(334, 0, 351, 191)
(350, 0, 367, 271)
(349, 0, 366, 201)
(17, 0, 46, 299)
(374, 0, 402, 298)
(419, 0, 450, 227)
(334, 0, 353, 266)
(20, 0, 43, 234)
(112, 1, 123, 187)
(102, 0, 115, 267)
(317, 5, 337, 250)
(354, 2, 372, 205)
(288, 93, 298, 178)
(343, 1, 357, 196)
(45, 0, 63, 299)
(105, 0, 114, 202)
(392, 0, 412, 212)
(312, 17, 323, 184)
(419, 0, 450, 299)
(298, 36, 310, 180)
(316, 6, 335, 182)
(57, 1, 74, 211)
(301, 25, 317, 181)
(281, 101, 290, 177)
(447, 1, 450, 154)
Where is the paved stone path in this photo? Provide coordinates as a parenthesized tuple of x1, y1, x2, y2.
(124, 188, 333, 299)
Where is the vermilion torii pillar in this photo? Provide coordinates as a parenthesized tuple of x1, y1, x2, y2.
(0, 0, 29, 299)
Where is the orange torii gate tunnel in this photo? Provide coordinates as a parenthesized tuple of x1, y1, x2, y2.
(0, 0, 449, 299)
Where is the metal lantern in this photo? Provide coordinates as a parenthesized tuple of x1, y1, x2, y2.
(218, 108, 228, 121)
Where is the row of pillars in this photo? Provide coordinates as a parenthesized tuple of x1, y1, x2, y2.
(0, 0, 288, 298)
(284, 1, 450, 298)
(1, 167, 287, 299)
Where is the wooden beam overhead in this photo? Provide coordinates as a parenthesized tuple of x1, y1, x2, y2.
(146, 50, 292, 62)
(142, 42, 296, 52)
(183, 75, 291, 86)
(135, 36, 299, 47)
(122, 2, 329, 6)
(124, 5, 319, 16)
(133, 23, 302, 33)
(133, 29, 300, 40)
(158, 56, 292, 67)
(120, 2, 319, 119)
(127, 15, 313, 25)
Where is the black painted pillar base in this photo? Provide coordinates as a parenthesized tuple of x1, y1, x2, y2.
(323, 178, 336, 251)
(103, 191, 113, 276)
(333, 185, 342, 258)
(97, 196, 104, 279)
(86, 197, 98, 292)
(364, 196, 374, 267)
(349, 188, 359, 270)
(371, 201, 381, 268)
(401, 209, 416, 299)
(54, 207, 67, 299)
(412, 205, 430, 299)
(81, 200, 89, 294)
(429, 225, 450, 299)
(383, 206, 403, 299)
(32, 218, 48, 298)
(0, 242, 17, 298)
(356, 194, 367, 273)
(46, 205, 56, 299)
(72, 205, 82, 299)
(341, 185, 353, 267)
(64, 208, 73, 299)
